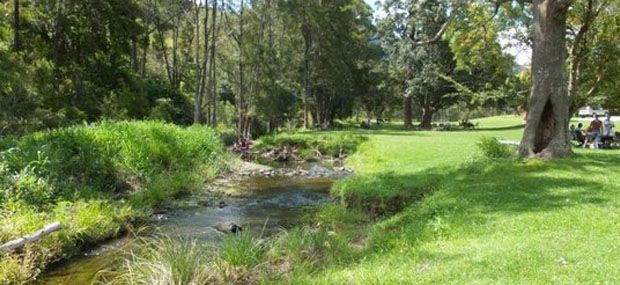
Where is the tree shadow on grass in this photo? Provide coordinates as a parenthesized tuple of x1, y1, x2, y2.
(552, 152, 620, 172)
(318, 158, 612, 272)
(336, 156, 615, 235)
(320, 128, 430, 137)
(431, 159, 611, 215)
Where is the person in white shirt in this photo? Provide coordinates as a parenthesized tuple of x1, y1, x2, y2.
(603, 113, 615, 137)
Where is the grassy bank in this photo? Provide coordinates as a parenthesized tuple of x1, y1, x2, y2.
(0, 121, 227, 283)
(254, 132, 367, 161)
(94, 116, 620, 284)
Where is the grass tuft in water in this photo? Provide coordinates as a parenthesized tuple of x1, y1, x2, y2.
(220, 231, 266, 268)
(98, 236, 215, 285)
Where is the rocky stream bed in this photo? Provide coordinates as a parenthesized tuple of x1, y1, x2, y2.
(35, 162, 351, 284)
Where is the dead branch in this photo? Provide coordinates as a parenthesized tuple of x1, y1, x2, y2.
(0, 222, 62, 253)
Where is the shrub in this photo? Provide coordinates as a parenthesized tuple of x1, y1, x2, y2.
(0, 121, 227, 284)
(477, 137, 514, 159)
(1, 121, 225, 204)
(214, 123, 237, 146)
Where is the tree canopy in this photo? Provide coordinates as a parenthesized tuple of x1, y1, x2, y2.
(0, 0, 618, 156)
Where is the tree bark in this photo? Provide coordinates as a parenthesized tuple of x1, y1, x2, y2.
(210, 0, 219, 126)
(302, 23, 312, 129)
(519, 0, 573, 159)
(193, 2, 203, 124)
(13, 0, 21, 52)
(420, 106, 433, 129)
(156, 26, 174, 87)
(403, 96, 413, 129)
(238, 0, 247, 137)
(172, 25, 180, 89)
(141, 7, 150, 78)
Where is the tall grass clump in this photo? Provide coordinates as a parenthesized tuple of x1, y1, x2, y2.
(220, 231, 266, 268)
(477, 136, 515, 159)
(100, 236, 215, 285)
(0, 121, 227, 283)
(2, 121, 225, 204)
(101, 232, 268, 284)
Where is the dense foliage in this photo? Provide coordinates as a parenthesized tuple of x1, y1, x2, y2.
(1, 1, 617, 137)
(0, 121, 226, 283)
(0, 0, 382, 137)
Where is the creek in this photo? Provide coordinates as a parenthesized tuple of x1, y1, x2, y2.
(35, 163, 341, 284)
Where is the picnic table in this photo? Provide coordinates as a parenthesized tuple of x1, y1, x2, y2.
(583, 133, 618, 149)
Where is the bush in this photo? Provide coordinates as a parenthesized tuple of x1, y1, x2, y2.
(0, 121, 227, 283)
(1, 121, 225, 204)
(477, 137, 514, 159)
(214, 123, 237, 146)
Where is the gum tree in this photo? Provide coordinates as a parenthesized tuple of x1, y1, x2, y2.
(401, 0, 578, 158)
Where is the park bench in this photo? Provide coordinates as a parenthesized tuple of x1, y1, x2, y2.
(498, 140, 520, 146)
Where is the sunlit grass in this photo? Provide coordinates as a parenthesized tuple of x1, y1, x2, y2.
(282, 116, 620, 284)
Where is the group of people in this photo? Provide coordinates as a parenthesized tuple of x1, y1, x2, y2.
(570, 114, 616, 149)
(232, 137, 253, 160)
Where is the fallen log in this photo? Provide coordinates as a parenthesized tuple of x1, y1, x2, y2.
(0, 222, 62, 253)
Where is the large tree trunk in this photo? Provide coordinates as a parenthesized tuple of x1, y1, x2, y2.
(420, 106, 433, 130)
(403, 96, 413, 129)
(519, 0, 573, 159)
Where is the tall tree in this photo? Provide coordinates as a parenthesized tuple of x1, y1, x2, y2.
(518, 0, 572, 158)
(400, 0, 578, 157)
(566, 0, 616, 114)
(380, 0, 459, 129)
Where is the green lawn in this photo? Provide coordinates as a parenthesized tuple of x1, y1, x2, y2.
(277, 115, 620, 284)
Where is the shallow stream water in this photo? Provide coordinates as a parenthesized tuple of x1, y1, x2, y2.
(35, 164, 337, 285)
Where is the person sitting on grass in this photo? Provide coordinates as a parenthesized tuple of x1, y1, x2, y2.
(574, 123, 585, 146)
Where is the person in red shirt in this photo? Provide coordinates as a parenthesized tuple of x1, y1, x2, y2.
(587, 115, 603, 148)
(589, 115, 603, 132)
